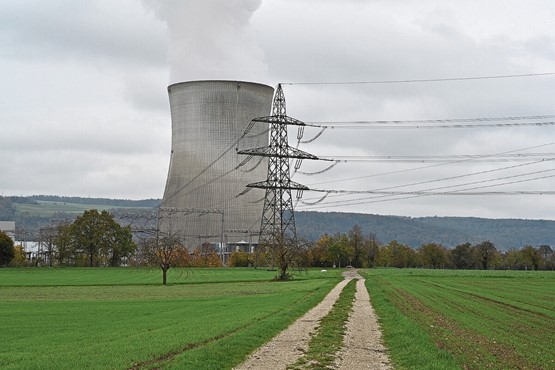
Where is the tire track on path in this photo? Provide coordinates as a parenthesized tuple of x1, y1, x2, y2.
(235, 277, 352, 370)
(336, 276, 392, 369)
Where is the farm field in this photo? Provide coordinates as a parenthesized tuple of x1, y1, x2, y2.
(363, 269, 555, 370)
(12, 200, 150, 217)
(0, 268, 343, 369)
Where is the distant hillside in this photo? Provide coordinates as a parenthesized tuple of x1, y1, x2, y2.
(295, 211, 555, 251)
(2, 196, 553, 250)
(29, 195, 161, 208)
(0, 195, 161, 232)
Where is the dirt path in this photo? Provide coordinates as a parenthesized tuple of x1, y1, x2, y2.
(235, 271, 392, 370)
(235, 277, 352, 370)
(336, 276, 392, 369)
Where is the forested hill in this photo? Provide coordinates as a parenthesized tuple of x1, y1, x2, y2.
(2, 196, 553, 250)
(295, 211, 555, 251)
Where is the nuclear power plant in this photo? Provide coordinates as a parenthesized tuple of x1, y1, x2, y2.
(160, 80, 274, 248)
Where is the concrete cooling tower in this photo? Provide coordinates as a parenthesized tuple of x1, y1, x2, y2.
(161, 80, 274, 248)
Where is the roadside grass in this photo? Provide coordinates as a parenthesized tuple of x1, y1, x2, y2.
(287, 279, 357, 370)
(362, 268, 555, 370)
(0, 268, 342, 370)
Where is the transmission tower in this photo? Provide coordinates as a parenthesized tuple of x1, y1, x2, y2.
(238, 84, 318, 248)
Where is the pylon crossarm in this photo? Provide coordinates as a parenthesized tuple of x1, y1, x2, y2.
(251, 115, 306, 127)
(246, 180, 309, 191)
(238, 146, 319, 160)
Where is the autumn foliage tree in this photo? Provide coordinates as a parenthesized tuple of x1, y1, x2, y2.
(190, 243, 223, 268)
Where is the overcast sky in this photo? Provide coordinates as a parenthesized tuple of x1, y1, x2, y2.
(1, 0, 555, 219)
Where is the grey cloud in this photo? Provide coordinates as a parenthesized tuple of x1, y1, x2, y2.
(0, 0, 167, 66)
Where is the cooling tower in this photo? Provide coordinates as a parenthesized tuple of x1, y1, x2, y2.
(161, 80, 273, 247)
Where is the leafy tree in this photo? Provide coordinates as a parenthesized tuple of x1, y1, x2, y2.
(348, 225, 364, 267)
(364, 233, 380, 268)
(519, 245, 540, 270)
(0, 230, 15, 267)
(450, 243, 475, 269)
(418, 243, 448, 268)
(378, 240, 415, 268)
(476, 240, 497, 270)
(54, 221, 73, 266)
(325, 233, 352, 268)
(311, 234, 332, 267)
(70, 210, 135, 267)
(10, 245, 27, 267)
(503, 248, 521, 269)
(101, 225, 135, 267)
(229, 250, 251, 267)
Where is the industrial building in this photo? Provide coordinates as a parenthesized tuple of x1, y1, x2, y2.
(160, 80, 274, 249)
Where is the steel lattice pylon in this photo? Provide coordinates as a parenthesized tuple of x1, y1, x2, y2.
(238, 84, 318, 248)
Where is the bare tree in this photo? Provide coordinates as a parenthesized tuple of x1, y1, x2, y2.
(262, 233, 308, 281)
(138, 232, 188, 285)
(38, 225, 57, 267)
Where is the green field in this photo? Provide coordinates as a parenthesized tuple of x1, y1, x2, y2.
(363, 269, 555, 370)
(0, 268, 343, 369)
(12, 200, 149, 217)
(2, 268, 554, 369)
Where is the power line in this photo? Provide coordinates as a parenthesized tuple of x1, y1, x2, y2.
(307, 114, 555, 125)
(281, 72, 555, 86)
(301, 159, 552, 203)
(318, 153, 555, 163)
(312, 168, 555, 197)
(305, 121, 555, 130)
(304, 142, 555, 186)
(299, 172, 555, 210)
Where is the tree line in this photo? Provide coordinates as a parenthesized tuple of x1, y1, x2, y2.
(1, 209, 223, 282)
(2, 213, 553, 278)
(230, 225, 554, 271)
(3, 210, 136, 267)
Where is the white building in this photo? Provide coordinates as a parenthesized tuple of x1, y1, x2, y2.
(0, 221, 15, 240)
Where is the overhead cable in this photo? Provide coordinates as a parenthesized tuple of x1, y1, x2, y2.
(305, 121, 555, 130)
(305, 142, 555, 186)
(300, 173, 555, 210)
(281, 72, 555, 86)
(307, 114, 555, 126)
(301, 159, 553, 203)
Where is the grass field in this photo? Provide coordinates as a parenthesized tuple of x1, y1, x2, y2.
(2, 268, 554, 369)
(363, 269, 555, 370)
(0, 268, 343, 369)
(12, 200, 150, 217)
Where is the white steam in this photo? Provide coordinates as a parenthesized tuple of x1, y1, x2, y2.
(144, 0, 268, 84)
